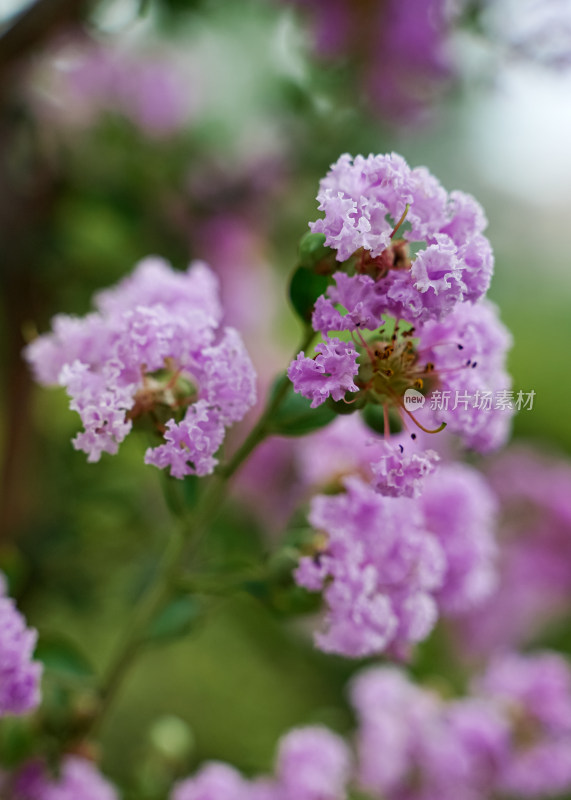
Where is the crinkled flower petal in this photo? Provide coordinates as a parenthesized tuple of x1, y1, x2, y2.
(145, 400, 226, 478)
(288, 337, 359, 408)
(295, 477, 446, 657)
(370, 442, 439, 498)
(0, 596, 42, 717)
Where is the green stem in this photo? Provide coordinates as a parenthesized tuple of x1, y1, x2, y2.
(86, 325, 316, 735)
(220, 324, 316, 480)
(88, 524, 186, 735)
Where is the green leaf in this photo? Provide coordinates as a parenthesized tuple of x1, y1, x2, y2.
(289, 265, 330, 323)
(35, 636, 95, 682)
(297, 232, 332, 269)
(267, 377, 336, 437)
(269, 584, 323, 617)
(327, 396, 364, 415)
(147, 595, 201, 644)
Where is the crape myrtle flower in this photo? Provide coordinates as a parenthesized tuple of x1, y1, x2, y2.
(419, 463, 499, 615)
(310, 153, 492, 321)
(296, 414, 380, 489)
(417, 300, 514, 452)
(25, 257, 257, 478)
(8, 757, 119, 800)
(370, 441, 440, 499)
(172, 726, 351, 800)
(289, 154, 512, 464)
(295, 460, 499, 658)
(458, 446, 571, 656)
(287, 337, 359, 409)
(286, 0, 457, 124)
(476, 651, 571, 798)
(171, 762, 250, 800)
(33, 38, 191, 137)
(298, 416, 451, 500)
(350, 666, 510, 800)
(295, 477, 446, 658)
(272, 726, 351, 800)
(291, 298, 512, 455)
(0, 579, 42, 717)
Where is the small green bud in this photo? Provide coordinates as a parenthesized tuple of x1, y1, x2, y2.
(149, 715, 195, 763)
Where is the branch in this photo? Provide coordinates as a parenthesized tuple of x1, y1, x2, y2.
(0, 0, 92, 76)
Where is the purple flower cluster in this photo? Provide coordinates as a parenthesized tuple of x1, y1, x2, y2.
(295, 476, 446, 658)
(417, 300, 513, 452)
(458, 446, 571, 656)
(289, 153, 512, 479)
(477, 651, 571, 797)
(288, 337, 359, 408)
(26, 257, 257, 478)
(0, 581, 42, 718)
(370, 441, 439, 498)
(172, 726, 350, 800)
(169, 651, 571, 800)
(37, 39, 190, 137)
(311, 154, 490, 294)
(419, 464, 498, 615)
(294, 458, 498, 658)
(351, 665, 509, 800)
(7, 756, 118, 800)
(287, 0, 456, 123)
(352, 651, 571, 800)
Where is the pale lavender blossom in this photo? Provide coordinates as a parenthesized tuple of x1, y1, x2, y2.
(144, 401, 226, 479)
(312, 273, 388, 335)
(300, 300, 512, 456)
(460, 447, 571, 656)
(309, 154, 493, 326)
(370, 441, 440, 498)
(172, 727, 350, 800)
(38, 40, 190, 136)
(418, 299, 514, 452)
(364, 0, 457, 124)
(0, 594, 42, 717)
(456, 446, 571, 654)
(288, 0, 456, 123)
(295, 477, 446, 658)
(10, 757, 118, 800)
(172, 762, 250, 800)
(350, 666, 509, 800)
(287, 337, 359, 408)
(476, 651, 571, 798)
(25, 257, 256, 477)
(298, 415, 374, 484)
(420, 464, 498, 614)
(274, 726, 351, 800)
(291, 154, 510, 459)
(351, 666, 441, 796)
